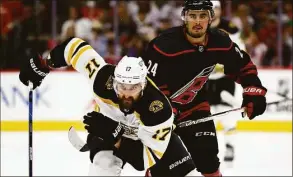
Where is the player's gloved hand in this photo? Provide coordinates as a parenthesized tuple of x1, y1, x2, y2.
(83, 111, 124, 147)
(19, 52, 50, 89)
(241, 86, 267, 120)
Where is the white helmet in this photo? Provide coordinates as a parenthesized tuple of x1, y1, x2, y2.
(212, 0, 221, 9)
(114, 55, 148, 88)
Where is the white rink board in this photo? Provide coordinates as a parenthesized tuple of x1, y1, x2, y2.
(1, 69, 292, 121)
(1, 71, 93, 121)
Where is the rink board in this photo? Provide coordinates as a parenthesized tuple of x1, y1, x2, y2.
(1, 69, 292, 132)
(1, 119, 292, 132)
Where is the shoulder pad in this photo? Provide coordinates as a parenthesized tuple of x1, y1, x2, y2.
(93, 65, 115, 94)
(136, 80, 172, 126)
(207, 28, 233, 50)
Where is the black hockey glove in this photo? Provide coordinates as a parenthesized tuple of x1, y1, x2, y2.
(241, 86, 267, 120)
(19, 53, 50, 89)
(83, 111, 124, 147)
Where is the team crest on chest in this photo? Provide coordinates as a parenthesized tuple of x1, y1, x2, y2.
(149, 100, 163, 113)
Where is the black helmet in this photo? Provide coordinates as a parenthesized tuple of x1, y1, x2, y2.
(182, 0, 214, 18)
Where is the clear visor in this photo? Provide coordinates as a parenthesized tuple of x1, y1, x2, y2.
(184, 10, 211, 22)
(114, 80, 143, 95)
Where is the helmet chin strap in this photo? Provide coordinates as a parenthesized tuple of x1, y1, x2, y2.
(140, 80, 147, 97)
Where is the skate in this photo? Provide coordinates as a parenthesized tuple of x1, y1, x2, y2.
(224, 143, 234, 162)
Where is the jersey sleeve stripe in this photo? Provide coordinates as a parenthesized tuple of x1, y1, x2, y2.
(145, 147, 155, 167)
(72, 41, 89, 58)
(71, 45, 92, 68)
(66, 38, 84, 64)
(151, 149, 163, 159)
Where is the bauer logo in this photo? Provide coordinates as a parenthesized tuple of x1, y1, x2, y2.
(169, 155, 191, 170)
(113, 123, 123, 138)
(30, 58, 48, 77)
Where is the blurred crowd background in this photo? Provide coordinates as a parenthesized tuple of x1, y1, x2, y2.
(0, 0, 292, 69)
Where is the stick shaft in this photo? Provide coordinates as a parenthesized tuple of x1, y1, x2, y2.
(28, 83, 33, 177)
(178, 99, 290, 128)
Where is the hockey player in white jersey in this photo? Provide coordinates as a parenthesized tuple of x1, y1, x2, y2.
(19, 37, 198, 177)
(210, 0, 246, 51)
(206, 1, 247, 163)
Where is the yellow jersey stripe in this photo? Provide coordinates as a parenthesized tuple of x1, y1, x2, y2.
(94, 94, 120, 108)
(146, 76, 159, 90)
(93, 94, 143, 124)
(146, 147, 155, 167)
(151, 149, 163, 159)
(67, 38, 83, 64)
(94, 104, 100, 112)
(71, 45, 92, 69)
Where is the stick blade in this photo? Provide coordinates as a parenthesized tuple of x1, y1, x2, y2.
(68, 126, 89, 152)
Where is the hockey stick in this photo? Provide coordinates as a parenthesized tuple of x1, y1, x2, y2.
(28, 82, 33, 177)
(68, 122, 139, 152)
(177, 98, 291, 128)
(68, 98, 291, 152)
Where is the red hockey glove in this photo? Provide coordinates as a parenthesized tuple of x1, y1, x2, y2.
(241, 86, 267, 120)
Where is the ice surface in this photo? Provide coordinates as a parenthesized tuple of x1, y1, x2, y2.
(1, 131, 291, 176)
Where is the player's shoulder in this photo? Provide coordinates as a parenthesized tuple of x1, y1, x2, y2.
(219, 18, 239, 34)
(93, 64, 116, 95)
(207, 28, 233, 50)
(148, 26, 191, 56)
(137, 78, 173, 126)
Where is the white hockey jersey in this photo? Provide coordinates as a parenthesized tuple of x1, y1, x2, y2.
(48, 37, 174, 169)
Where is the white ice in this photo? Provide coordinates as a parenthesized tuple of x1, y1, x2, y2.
(1, 131, 292, 176)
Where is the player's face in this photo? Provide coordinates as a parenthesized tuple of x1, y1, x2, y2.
(116, 82, 143, 110)
(184, 10, 210, 38)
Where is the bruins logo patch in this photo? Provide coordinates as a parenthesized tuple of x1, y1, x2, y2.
(105, 76, 113, 90)
(149, 100, 163, 113)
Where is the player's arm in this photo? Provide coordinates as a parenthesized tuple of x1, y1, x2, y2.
(19, 37, 106, 89)
(48, 37, 106, 83)
(223, 42, 262, 89)
(222, 42, 267, 119)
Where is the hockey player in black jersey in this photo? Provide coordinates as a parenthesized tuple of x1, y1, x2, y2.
(18, 37, 198, 177)
(142, 0, 267, 176)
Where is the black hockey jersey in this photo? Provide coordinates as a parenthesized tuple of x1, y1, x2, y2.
(142, 26, 263, 121)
